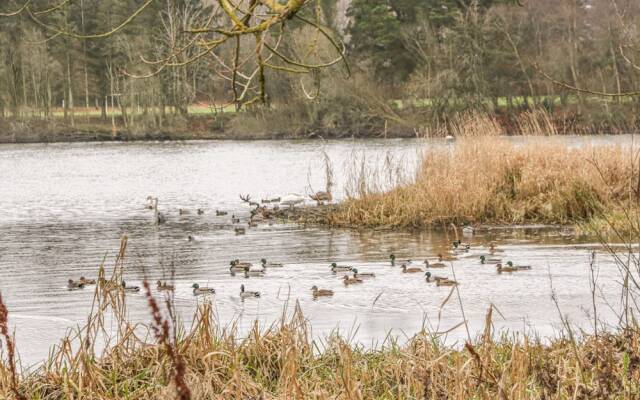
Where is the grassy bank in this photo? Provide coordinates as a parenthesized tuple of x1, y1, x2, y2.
(322, 116, 638, 232)
(1, 104, 638, 144)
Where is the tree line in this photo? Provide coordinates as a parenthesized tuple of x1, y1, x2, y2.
(1, 0, 639, 133)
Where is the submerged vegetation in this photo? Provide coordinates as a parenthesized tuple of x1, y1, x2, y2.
(323, 114, 639, 233)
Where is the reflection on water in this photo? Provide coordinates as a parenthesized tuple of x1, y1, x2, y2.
(0, 137, 634, 365)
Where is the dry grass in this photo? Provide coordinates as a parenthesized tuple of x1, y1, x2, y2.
(1, 286, 639, 399)
(325, 116, 637, 229)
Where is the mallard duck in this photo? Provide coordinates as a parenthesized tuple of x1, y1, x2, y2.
(496, 263, 518, 273)
(261, 258, 283, 268)
(240, 284, 260, 298)
(390, 254, 414, 266)
(216, 210, 228, 216)
(480, 255, 502, 264)
(401, 264, 423, 273)
(79, 276, 96, 285)
(179, 208, 190, 215)
(157, 280, 174, 291)
(232, 259, 252, 268)
(235, 227, 246, 235)
(244, 266, 265, 278)
(343, 275, 363, 285)
(311, 285, 334, 297)
(425, 272, 449, 283)
(146, 196, 155, 210)
(121, 280, 140, 292)
(424, 260, 447, 269)
(197, 208, 205, 215)
(187, 235, 196, 242)
(230, 261, 247, 273)
(452, 240, 471, 251)
(67, 279, 85, 290)
(437, 279, 458, 287)
(310, 191, 332, 205)
(231, 215, 240, 223)
(192, 283, 215, 295)
(331, 262, 353, 273)
(506, 261, 532, 270)
(352, 268, 375, 279)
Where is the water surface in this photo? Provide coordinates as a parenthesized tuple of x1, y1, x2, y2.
(1, 136, 634, 366)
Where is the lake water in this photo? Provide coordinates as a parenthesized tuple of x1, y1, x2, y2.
(0, 136, 635, 366)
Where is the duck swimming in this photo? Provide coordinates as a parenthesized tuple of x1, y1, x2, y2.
(506, 261, 532, 270)
(79, 276, 96, 285)
(311, 285, 334, 297)
(343, 275, 363, 285)
(192, 283, 215, 295)
(390, 254, 414, 266)
(424, 260, 447, 269)
(331, 262, 353, 273)
(244, 266, 266, 278)
(121, 281, 140, 292)
(480, 255, 502, 264)
(261, 258, 283, 268)
(401, 264, 423, 273)
(436, 279, 458, 287)
(240, 284, 260, 298)
(352, 268, 375, 279)
(496, 263, 519, 273)
(67, 279, 85, 290)
(235, 227, 246, 235)
(425, 272, 449, 283)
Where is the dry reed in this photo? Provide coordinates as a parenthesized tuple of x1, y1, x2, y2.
(326, 130, 636, 229)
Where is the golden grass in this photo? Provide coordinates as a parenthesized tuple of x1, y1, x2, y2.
(326, 133, 636, 229)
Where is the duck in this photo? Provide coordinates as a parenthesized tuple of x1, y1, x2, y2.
(425, 272, 449, 283)
(235, 227, 246, 235)
(157, 280, 174, 291)
(261, 258, 283, 268)
(197, 208, 205, 215)
(496, 263, 518, 273)
(179, 208, 190, 215)
(79, 276, 96, 285)
(231, 215, 240, 223)
(343, 275, 363, 285)
(390, 254, 414, 266)
(452, 240, 471, 251)
(401, 264, 423, 273)
(480, 255, 502, 265)
(352, 268, 375, 279)
(67, 279, 85, 290)
(146, 196, 155, 210)
(244, 266, 266, 278)
(216, 210, 228, 216)
(240, 284, 260, 298)
(280, 194, 304, 208)
(436, 279, 459, 287)
(506, 261, 532, 270)
(311, 285, 334, 297)
(310, 191, 332, 205)
(121, 280, 140, 292)
(187, 235, 196, 242)
(192, 283, 215, 295)
(331, 262, 353, 273)
(462, 226, 475, 236)
(248, 220, 258, 228)
(230, 260, 253, 274)
(424, 260, 447, 269)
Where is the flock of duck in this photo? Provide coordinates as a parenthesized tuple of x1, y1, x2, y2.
(66, 239, 533, 300)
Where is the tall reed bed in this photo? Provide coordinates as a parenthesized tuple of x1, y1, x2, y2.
(326, 116, 638, 229)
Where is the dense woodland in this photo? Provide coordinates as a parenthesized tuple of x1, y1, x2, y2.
(1, 0, 640, 138)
